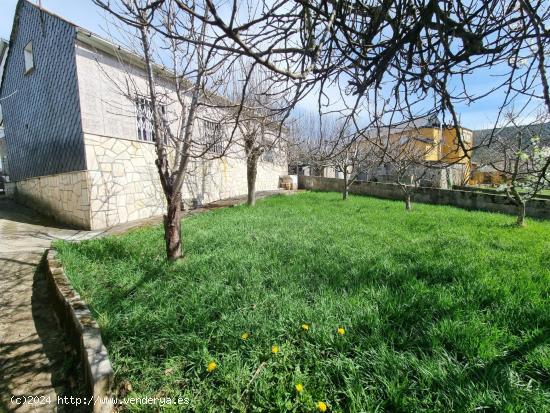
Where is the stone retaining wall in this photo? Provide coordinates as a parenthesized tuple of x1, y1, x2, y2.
(45, 249, 114, 413)
(299, 176, 550, 219)
(452, 185, 550, 201)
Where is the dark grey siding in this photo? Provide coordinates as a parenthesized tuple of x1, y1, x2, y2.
(0, 1, 85, 181)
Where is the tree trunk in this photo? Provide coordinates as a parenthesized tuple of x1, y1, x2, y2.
(516, 202, 526, 227)
(247, 156, 258, 206)
(164, 198, 182, 261)
(405, 194, 412, 211)
(343, 170, 349, 200)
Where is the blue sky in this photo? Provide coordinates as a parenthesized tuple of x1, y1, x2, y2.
(1, 0, 544, 130)
(1, 0, 107, 41)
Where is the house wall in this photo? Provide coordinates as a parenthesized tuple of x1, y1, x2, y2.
(0, 1, 86, 181)
(84, 134, 286, 228)
(419, 127, 441, 162)
(84, 134, 164, 229)
(14, 170, 91, 228)
(75, 42, 286, 229)
(386, 127, 441, 162)
(0, 137, 8, 175)
(441, 127, 473, 164)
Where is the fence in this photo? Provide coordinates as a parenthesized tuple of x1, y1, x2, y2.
(298, 176, 550, 219)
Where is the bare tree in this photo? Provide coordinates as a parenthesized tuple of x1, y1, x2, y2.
(286, 111, 327, 177)
(368, 119, 442, 211)
(163, 0, 549, 165)
(231, 64, 288, 206)
(317, 119, 370, 200)
(488, 112, 550, 226)
(93, 0, 244, 260)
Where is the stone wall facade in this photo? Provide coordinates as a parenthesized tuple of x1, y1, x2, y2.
(299, 176, 550, 220)
(74, 39, 288, 229)
(14, 170, 91, 228)
(85, 133, 287, 229)
(85, 134, 164, 229)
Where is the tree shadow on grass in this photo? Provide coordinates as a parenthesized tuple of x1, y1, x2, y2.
(448, 328, 550, 410)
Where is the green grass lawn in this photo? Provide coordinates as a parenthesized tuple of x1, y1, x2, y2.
(55, 192, 550, 412)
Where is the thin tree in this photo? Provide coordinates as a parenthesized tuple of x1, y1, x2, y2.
(488, 112, 550, 226)
(94, 0, 241, 260)
(369, 119, 442, 211)
(231, 64, 288, 206)
(321, 119, 369, 200)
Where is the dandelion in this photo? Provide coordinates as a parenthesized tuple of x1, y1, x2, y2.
(271, 345, 279, 354)
(317, 401, 327, 412)
(295, 383, 303, 393)
(301, 323, 310, 331)
(207, 361, 217, 373)
(337, 327, 345, 336)
(241, 332, 250, 340)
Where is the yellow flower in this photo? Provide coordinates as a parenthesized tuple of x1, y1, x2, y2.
(241, 332, 250, 340)
(301, 323, 310, 331)
(206, 361, 217, 373)
(337, 327, 345, 336)
(295, 383, 303, 393)
(317, 401, 328, 412)
(271, 345, 279, 354)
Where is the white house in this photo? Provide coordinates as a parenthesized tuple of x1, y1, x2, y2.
(0, 0, 287, 229)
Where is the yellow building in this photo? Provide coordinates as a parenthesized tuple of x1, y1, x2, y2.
(469, 166, 508, 186)
(441, 126, 473, 160)
(367, 116, 474, 187)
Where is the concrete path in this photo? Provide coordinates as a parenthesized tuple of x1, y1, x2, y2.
(0, 199, 97, 413)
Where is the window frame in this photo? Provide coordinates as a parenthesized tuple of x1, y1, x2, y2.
(24, 41, 34, 74)
(262, 147, 276, 163)
(135, 96, 167, 143)
(203, 119, 225, 155)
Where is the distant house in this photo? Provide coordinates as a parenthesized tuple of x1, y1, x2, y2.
(469, 165, 508, 186)
(0, 1, 287, 228)
(364, 115, 473, 188)
(471, 122, 550, 186)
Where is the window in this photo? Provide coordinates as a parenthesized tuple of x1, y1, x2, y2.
(262, 147, 275, 163)
(135, 97, 166, 142)
(203, 120, 224, 154)
(24, 42, 34, 74)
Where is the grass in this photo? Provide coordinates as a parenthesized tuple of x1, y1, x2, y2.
(55, 192, 550, 412)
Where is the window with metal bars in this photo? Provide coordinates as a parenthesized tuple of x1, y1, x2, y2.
(203, 120, 224, 154)
(136, 97, 166, 142)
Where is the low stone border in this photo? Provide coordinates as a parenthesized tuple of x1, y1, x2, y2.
(299, 176, 550, 219)
(452, 185, 550, 200)
(45, 249, 114, 413)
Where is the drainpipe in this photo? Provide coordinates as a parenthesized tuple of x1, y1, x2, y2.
(439, 121, 446, 188)
(439, 121, 443, 160)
